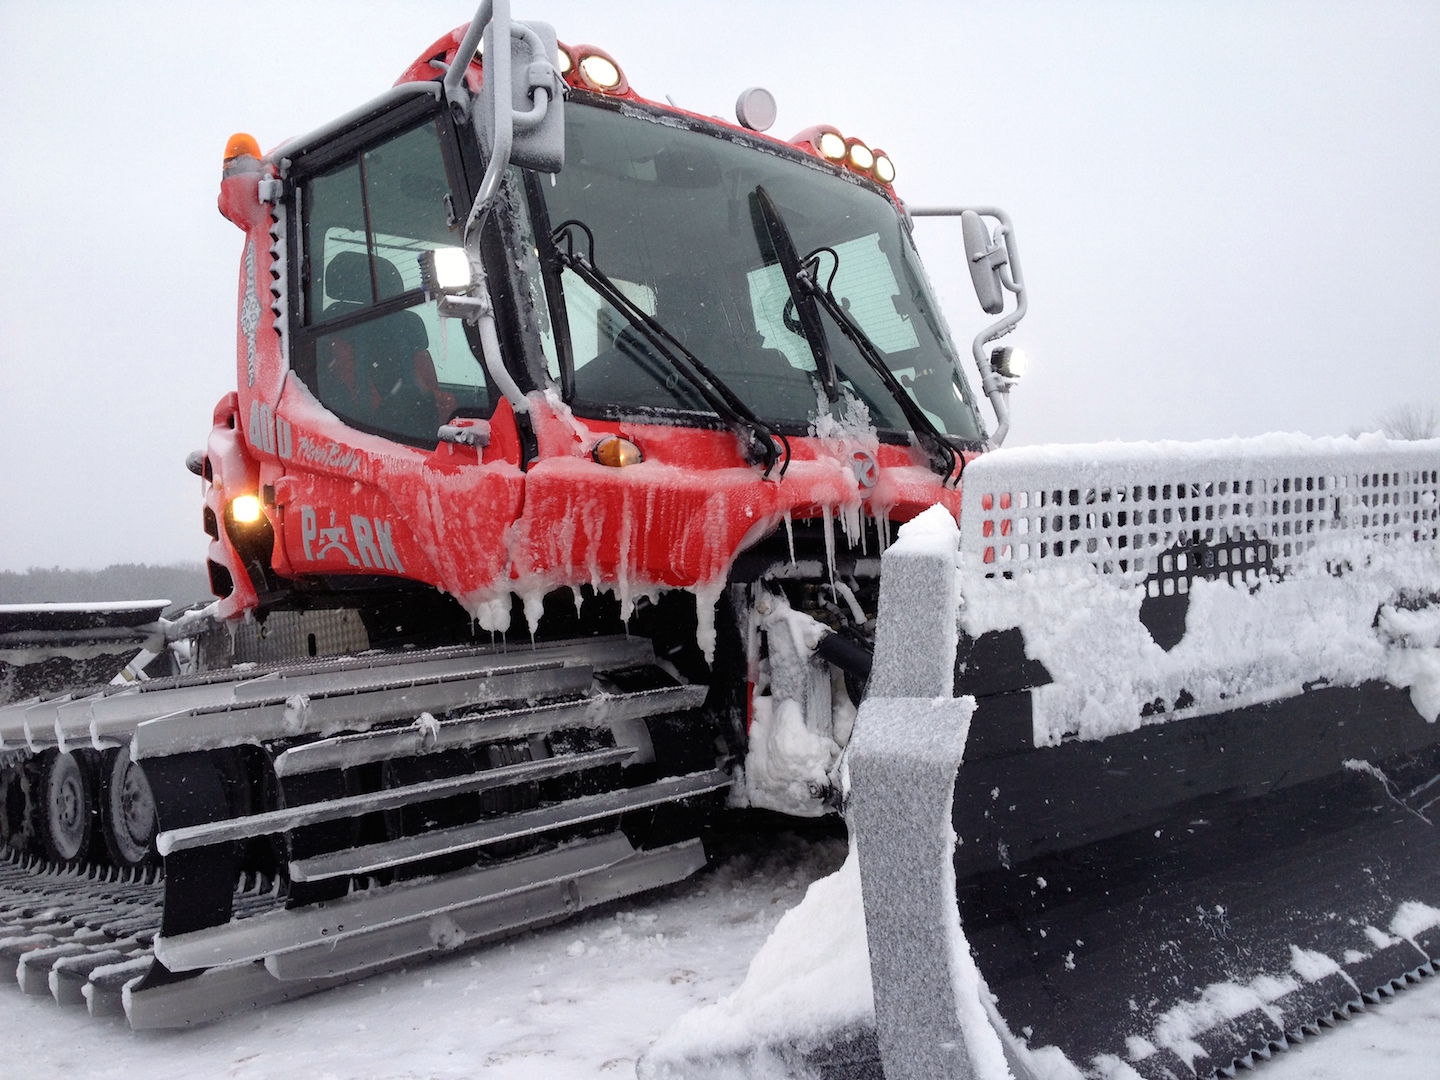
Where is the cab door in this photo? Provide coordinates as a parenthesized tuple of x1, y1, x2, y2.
(270, 95, 526, 608)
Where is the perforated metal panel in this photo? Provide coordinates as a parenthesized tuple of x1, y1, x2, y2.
(959, 439, 1440, 586)
(231, 609, 371, 666)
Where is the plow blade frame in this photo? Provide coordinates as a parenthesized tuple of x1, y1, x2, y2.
(844, 436, 1440, 1080)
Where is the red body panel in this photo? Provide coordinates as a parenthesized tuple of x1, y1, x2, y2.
(206, 25, 964, 625)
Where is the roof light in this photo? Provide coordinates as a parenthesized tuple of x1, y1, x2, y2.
(556, 44, 573, 75)
(735, 87, 777, 132)
(846, 139, 874, 172)
(230, 494, 263, 524)
(872, 152, 896, 184)
(592, 435, 643, 467)
(224, 133, 261, 163)
(578, 53, 622, 91)
(418, 247, 473, 297)
(817, 131, 847, 161)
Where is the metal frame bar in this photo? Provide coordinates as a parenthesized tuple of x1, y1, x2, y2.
(272, 683, 706, 777)
(156, 746, 636, 855)
(290, 769, 731, 881)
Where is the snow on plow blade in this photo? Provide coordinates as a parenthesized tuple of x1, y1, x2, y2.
(647, 435, 1440, 1080)
(0, 602, 169, 705)
(859, 434, 1440, 1080)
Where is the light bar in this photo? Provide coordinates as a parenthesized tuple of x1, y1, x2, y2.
(846, 139, 875, 172)
(578, 53, 622, 91)
(872, 151, 896, 184)
(817, 131, 847, 161)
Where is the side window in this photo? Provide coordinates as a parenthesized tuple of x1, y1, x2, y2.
(298, 118, 491, 446)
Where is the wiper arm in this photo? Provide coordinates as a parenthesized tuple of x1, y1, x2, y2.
(816, 272, 960, 481)
(751, 187, 839, 403)
(549, 220, 789, 478)
(750, 187, 958, 483)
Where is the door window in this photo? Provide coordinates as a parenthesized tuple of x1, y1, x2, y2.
(297, 118, 491, 445)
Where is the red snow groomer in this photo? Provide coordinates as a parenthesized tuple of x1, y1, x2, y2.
(0, 0, 1013, 1027)
(1, 4, 1437, 1074)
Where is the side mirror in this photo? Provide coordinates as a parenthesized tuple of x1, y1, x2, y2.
(475, 18, 565, 174)
(960, 209, 1008, 315)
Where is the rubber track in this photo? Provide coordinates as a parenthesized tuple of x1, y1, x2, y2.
(0, 850, 279, 1017)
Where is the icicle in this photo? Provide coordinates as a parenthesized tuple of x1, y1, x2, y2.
(822, 505, 836, 584)
(522, 590, 546, 640)
(841, 503, 861, 551)
(693, 581, 724, 665)
(618, 500, 634, 624)
(472, 596, 512, 635)
(783, 509, 796, 565)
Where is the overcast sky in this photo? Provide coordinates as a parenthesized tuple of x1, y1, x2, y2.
(1, 1, 1436, 571)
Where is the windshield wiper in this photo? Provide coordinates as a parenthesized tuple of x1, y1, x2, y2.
(548, 219, 788, 477)
(751, 188, 959, 482)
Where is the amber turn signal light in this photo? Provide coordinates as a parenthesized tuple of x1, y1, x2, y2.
(592, 435, 643, 467)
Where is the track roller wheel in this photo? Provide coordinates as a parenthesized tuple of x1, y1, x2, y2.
(36, 749, 95, 864)
(100, 745, 157, 867)
(0, 763, 34, 855)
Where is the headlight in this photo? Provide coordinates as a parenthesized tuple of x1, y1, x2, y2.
(846, 140, 875, 172)
(230, 494, 263, 524)
(872, 152, 896, 184)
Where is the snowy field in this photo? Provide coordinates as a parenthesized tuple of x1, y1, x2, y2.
(0, 822, 1435, 1079)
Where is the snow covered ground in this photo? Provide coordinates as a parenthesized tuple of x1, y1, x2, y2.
(0, 821, 1435, 1079)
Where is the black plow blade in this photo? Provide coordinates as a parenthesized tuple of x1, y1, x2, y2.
(0, 600, 170, 702)
(954, 681, 1440, 1078)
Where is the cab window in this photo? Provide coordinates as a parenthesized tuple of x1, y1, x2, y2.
(295, 118, 490, 445)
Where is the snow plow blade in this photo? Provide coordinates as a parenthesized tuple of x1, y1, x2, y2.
(843, 436, 1440, 1079)
(0, 602, 170, 705)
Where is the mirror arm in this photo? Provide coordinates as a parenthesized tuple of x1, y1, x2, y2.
(443, 0, 491, 106)
(441, 0, 560, 425)
(908, 205, 1027, 448)
(464, 0, 514, 239)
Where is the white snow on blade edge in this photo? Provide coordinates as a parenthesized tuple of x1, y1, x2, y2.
(957, 432, 1440, 746)
(960, 540, 1440, 746)
(1091, 896, 1440, 1077)
(642, 834, 1031, 1080)
(887, 502, 961, 558)
(639, 841, 874, 1077)
(1390, 901, 1440, 943)
(961, 430, 1440, 468)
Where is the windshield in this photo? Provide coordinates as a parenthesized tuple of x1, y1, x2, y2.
(530, 100, 984, 442)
